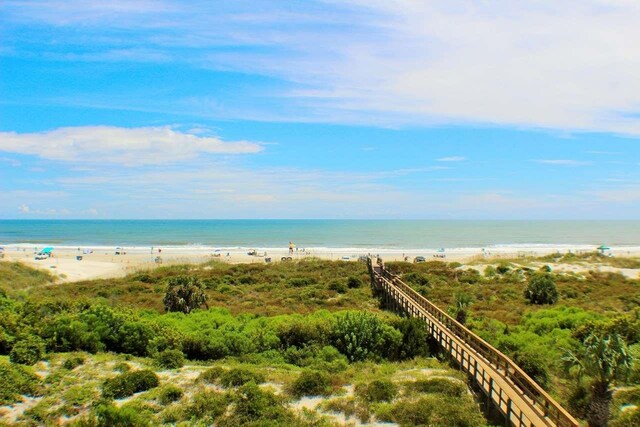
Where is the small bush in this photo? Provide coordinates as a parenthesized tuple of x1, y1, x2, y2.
(219, 368, 265, 387)
(10, 335, 46, 365)
(63, 356, 85, 370)
(356, 379, 397, 402)
(185, 390, 227, 421)
(496, 263, 512, 274)
(513, 351, 549, 388)
(224, 382, 293, 425)
(331, 311, 388, 362)
(154, 349, 185, 369)
(103, 369, 159, 399)
(114, 362, 131, 373)
(406, 378, 466, 397)
(163, 276, 208, 314)
(524, 274, 559, 305)
(0, 361, 40, 404)
(387, 395, 485, 427)
(328, 280, 347, 294)
(94, 403, 150, 426)
(158, 385, 183, 405)
(347, 276, 363, 289)
(198, 366, 225, 384)
(290, 370, 332, 397)
(288, 277, 317, 288)
(403, 272, 430, 288)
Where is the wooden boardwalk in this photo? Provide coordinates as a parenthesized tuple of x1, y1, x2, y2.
(367, 258, 579, 427)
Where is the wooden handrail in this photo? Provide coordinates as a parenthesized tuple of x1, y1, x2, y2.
(368, 257, 579, 427)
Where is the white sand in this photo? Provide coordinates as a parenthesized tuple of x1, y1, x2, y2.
(1, 243, 640, 283)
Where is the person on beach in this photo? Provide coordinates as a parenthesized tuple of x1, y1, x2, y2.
(289, 242, 294, 254)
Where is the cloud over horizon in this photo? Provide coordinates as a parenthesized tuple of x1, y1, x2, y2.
(0, 126, 263, 165)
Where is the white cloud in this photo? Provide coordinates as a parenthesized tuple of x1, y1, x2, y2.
(5, 1, 640, 133)
(535, 159, 591, 166)
(437, 156, 466, 162)
(18, 204, 30, 213)
(0, 157, 21, 167)
(0, 126, 262, 165)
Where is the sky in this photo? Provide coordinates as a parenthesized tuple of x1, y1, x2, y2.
(1, 0, 639, 219)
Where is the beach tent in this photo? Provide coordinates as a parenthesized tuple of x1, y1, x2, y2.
(40, 247, 53, 255)
(597, 245, 611, 254)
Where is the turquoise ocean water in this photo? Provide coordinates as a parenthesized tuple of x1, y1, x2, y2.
(1, 220, 640, 249)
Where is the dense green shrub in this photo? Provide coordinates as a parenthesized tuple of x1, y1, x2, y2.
(181, 333, 228, 360)
(219, 368, 265, 387)
(347, 276, 363, 289)
(384, 395, 485, 427)
(406, 377, 466, 397)
(63, 356, 85, 370)
(395, 317, 432, 360)
(198, 366, 225, 383)
(288, 277, 317, 288)
(403, 272, 430, 288)
(0, 361, 40, 404)
(328, 280, 347, 294)
(513, 350, 550, 388)
(154, 349, 185, 369)
(163, 276, 208, 314)
(222, 382, 294, 426)
(103, 369, 159, 399)
(496, 263, 512, 274)
(93, 403, 150, 426)
(185, 390, 227, 421)
(118, 321, 154, 357)
(290, 370, 332, 397)
(158, 385, 183, 405)
(278, 317, 329, 349)
(355, 379, 397, 402)
(10, 335, 46, 365)
(524, 274, 559, 305)
(331, 311, 388, 362)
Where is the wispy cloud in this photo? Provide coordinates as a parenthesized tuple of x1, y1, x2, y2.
(535, 159, 591, 166)
(4, 1, 640, 133)
(437, 156, 466, 162)
(0, 126, 262, 165)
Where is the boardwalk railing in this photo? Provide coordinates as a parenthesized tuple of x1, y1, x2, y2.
(367, 257, 579, 427)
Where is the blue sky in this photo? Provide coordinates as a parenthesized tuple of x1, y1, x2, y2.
(1, 0, 639, 219)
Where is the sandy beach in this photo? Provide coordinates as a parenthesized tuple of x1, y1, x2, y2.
(2, 243, 640, 283)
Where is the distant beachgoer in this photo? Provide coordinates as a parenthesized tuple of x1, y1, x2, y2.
(289, 242, 294, 254)
(159, 248, 162, 254)
(151, 246, 154, 254)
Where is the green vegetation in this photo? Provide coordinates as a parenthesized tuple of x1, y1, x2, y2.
(1, 256, 639, 425)
(564, 333, 633, 427)
(0, 360, 40, 404)
(29, 259, 375, 315)
(9, 335, 45, 365)
(219, 367, 265, 387)
(524, 273, 559, 305)
(289, 369, 333, 397)
(163, 275, 208, 314)
(102, 369, 159, 399)
(154, 348, 185, 369)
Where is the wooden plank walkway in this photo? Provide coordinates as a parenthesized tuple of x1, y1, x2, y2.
(367, 258, 579, 427)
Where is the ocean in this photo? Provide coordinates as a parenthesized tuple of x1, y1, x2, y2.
(1, 220, 639, 250)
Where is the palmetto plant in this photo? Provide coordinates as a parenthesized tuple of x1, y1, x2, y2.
(163, 276, 208, 314)
(447, 292, 473, 325)
(562, 333, 633, 427)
